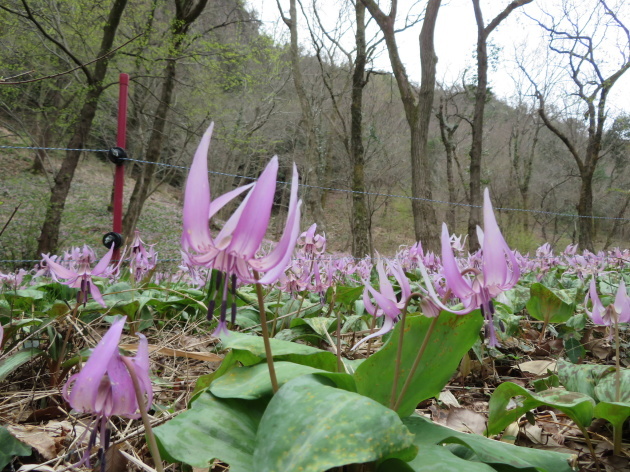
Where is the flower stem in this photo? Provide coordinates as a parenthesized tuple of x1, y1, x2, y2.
(253, 271, 279, 393)
(614, 321, 621, 403)
(393, 313, 440, 412)
(121, 356, 164, 472)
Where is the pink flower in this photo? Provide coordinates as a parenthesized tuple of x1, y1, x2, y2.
(182, 124, 302, 335)
(42, 245, 115, 307)
(585, 277, 630, 326)
(63, 317, 152, 468)
(353, 258, 411, 350)
(420, 188, 520, 347)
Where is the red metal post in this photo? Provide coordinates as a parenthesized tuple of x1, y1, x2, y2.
(113, 73, 129, 260)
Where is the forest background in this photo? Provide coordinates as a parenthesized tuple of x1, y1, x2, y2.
(1, 0, 629, 265)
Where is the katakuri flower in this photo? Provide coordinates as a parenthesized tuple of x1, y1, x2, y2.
(63, 317, 152, 467)
(585, 277, 630, 326)
(419, 188, 520, 347)
(182, 123, 302, 336)
(42, 245, 115, 307)
(353, 258, 412, 350)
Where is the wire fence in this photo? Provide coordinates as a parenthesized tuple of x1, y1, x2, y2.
(1, 142, 630, 267)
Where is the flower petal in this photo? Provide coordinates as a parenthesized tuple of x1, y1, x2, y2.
(351, 316, 395, 351)
(66, 317, 126, 414)
(91, 245, 114, 276)
(182, 124, 214, 252)
(440, 224, 474, 300)
(253, 163, 302, 284)
(228, 156, 279, 259)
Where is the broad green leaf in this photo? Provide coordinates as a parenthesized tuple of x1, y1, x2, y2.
(329, 285, 364, 306)
(354, 312, 483, 417)
(234, 307, 260, 329)
(403, 415, 574, 472)
(211, 361, 324, 399)
(103, 282, 134, 304)
(594, 401, 630, 435)
(380, 446, 495, 472)
(502, 285, 531, 312)
(254, 375, 416, 471)
(557, 359, 614, 399)
(526, 283, 575, 324)
(303, 317, 335, 336)
(487, 382, 595, 435)
(0, 426, 31, 470)
(563, 337, 585, 364)
(154, 392, 263, 472)
(593, 369, 630, 403)
(192, 350, 239, 399)
(220, 331, 338, 372)
(0, 348, 43, 382)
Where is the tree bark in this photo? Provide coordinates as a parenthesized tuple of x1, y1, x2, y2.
(279, 0, 325, 230)
(36, 0, 129, 256)
(122, 0, 209, 241)
(467, 0, 532, 252)
(361, 0, 440, 250)
(350, 1, 370, 258)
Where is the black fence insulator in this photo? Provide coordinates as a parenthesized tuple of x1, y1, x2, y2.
(103, 232, 124, 249)
(108, 147, 127, 165)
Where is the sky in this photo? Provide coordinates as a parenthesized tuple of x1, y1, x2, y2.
(247, 0, 630, 117)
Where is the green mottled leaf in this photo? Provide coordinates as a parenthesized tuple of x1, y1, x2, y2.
(403, 415, 573, 472)
(154, 392, 263, 472)
(564, 337, 585, 364)
(487, 382, 595, 435)
(557, 359, 614, 399)
(354, 312, 483, 417)
(211, 361, 324, 399)
(254, 375, 416, 471)
(593, 369, 630, 403)
(526, 283, 575, 324)
(221, 331, 338, 371)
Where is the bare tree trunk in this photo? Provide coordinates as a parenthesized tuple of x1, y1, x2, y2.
(350, 1, 370, 258)
(436, 99, 459, 229)
(122, 0, 208, 241)
(467, 0, 532, 251)
(361, 0, 440, 250)
(35, 0, 129, 256)
(278, 0, 325, 229)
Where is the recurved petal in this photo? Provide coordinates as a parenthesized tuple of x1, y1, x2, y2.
(376, 258, 396, 302)
(130, 334, 154, 410)
(614, 280, 630, 323)
(91, 245, 114, 276)
(88, 280, 107, 308)
(106, 350, 139, 418)
(440, 224, 474, 300)
(229, 156, 279, 259)
(208, 183, 255, 220)
(585, 278, 606, 325)
(66, 317, 126, 414)
(366, 285, 401, 320)
(41, 254, 78, 281)
(351, 316, 395, 351)
(363, 285, 378, 316)
(481, 189, 508, 287)
(182, 124, 214, 252)
(252, 163, 302, 284)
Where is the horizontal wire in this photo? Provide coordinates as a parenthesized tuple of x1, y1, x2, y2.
(0, 144, 109, 153)
(119, 156, 630, 222)
(1, 143, 627, 221)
